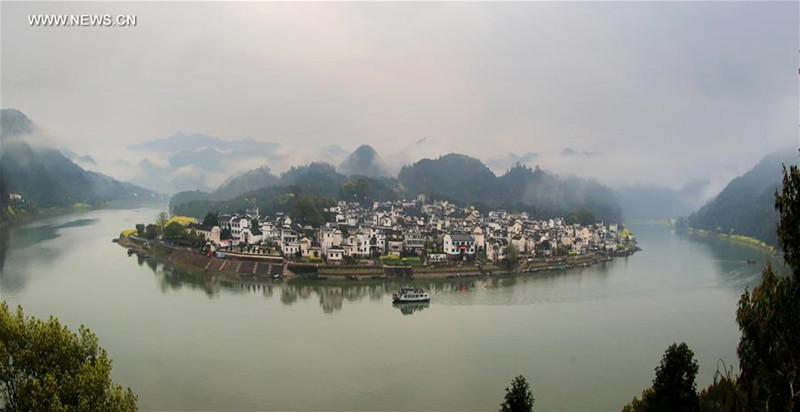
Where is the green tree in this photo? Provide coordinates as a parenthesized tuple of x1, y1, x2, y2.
(163, 222, 187, 241)
(735, 161, 800, 411)
(505, 243, 519, 270)
(650, 343, 700, 411)
(698, 362, 740, 412)
(290, 197, 326, 227)
(155, 211, 168, 236)
(202, 212, 219, 227)
(622, 343, 699, 412)
(0, 302, 137, 411)
(135, 224, 145, 237)
(499, 375, 534, 412)
(565, 208, 596, 226)
(144, 224, 158, 240)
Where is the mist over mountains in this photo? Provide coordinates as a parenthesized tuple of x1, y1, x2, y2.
(171, 148, 623, 223)
(0, 109, 158, 215)
(681, 148, 798, 246)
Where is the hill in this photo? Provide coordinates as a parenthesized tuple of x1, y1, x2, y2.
(214, 166, 278, 200)
(685, 148, 798, 246)
(173, 152, 623, 223)
(0, 109, 159, 216)
(339, 145, 388, 177)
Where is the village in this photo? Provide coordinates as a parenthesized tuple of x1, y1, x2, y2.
(162, 195, 637, 271)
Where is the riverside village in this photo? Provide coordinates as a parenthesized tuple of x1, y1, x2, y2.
(119, 195, 638, 282)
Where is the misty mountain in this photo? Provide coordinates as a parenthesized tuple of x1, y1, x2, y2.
(170, 162, 398, 215)
(0, 109, 34, 139)
(279, 162, 349, 199)
(685, 148, 798, 246)
(617, 179, 710, 220)
(339, 144, 388, 177)
(129, 132, 279, 156)
(214, 166, 278, 200)
(60, 148, 97, 166)
(484, 152, 540, 173)
(398, 154, 500, 204)
(125, 131, 282, 194)
(0, 109, 159, 210)
(398, 154, 621, 221)
(172, 152, 623, 222)
(495, 163, 620, 221)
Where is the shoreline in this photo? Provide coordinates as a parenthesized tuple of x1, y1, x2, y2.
(681, 227, 777, 255)
(117, 236, 638, 283)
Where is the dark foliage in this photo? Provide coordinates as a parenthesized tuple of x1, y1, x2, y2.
(499, 375, 535, 412)
(687, 149, 797, 246)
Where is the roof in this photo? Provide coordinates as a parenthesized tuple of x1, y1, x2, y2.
(449, 233, 475, 242)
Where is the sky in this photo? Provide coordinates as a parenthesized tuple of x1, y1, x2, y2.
(1, 1, 798, 196)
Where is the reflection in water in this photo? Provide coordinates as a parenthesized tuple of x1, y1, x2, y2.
(393, 301, 430, 315)
(0, 217, 100, 293)
(5, 218, 99, 251)
(1, 209, 779, 411)
(677, 229, 784, 289)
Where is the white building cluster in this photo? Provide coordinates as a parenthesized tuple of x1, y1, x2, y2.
(186, 196, 631, 264)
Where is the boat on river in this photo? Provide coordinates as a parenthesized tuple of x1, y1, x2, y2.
(392, 286, 430, 303)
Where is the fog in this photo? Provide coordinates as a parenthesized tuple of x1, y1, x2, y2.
(1, 1, 797, 197)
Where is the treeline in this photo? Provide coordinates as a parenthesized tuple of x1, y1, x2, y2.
(171, 154, 622, 224)
(682, 149, 797, 247)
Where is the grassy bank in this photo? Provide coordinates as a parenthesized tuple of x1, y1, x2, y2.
(685, 227, 776, 254)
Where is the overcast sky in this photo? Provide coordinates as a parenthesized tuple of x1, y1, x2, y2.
(1, 1, 797, 194)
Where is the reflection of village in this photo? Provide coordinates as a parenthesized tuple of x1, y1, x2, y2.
(132, 253, 623, 314)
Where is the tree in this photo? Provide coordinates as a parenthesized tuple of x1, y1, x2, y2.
(650, 343, 700, 411)
(155, 211, 168, 236)
(135, 224, 145, 237)
(144, 224, 158, 240)
(202, 212, 219, 227)
(163, 222, 187, 241)
(565, 208, 596, 226)
(775, 161, 800, 279)
(622, 343, 699, 412)
(499, 375, 534, 412)
(0, 302, 137, 411)
(735, 160, 800, 411)
(220, 228, 232, 240)
(505, 243, 519, 269)
(290, 197, 326, 227)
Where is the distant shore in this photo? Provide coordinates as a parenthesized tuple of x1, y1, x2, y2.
(117, 236, 638, 282)
(682, 227, 777, 255)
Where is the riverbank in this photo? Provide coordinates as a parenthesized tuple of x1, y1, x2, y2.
(682, 227, 777, 255)
(117, 236, 638, 282)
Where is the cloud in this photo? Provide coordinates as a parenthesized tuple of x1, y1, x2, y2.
(1, 1, 796, 196)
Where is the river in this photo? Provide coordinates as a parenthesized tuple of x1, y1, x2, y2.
(0, 206, 780, 411)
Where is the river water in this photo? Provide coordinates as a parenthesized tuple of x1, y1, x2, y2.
(0, 206, 780, 411)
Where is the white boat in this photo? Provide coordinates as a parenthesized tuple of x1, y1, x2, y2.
(392, 286, 430, 303)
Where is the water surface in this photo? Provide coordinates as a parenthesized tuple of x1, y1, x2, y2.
(0, 207, 778, 411)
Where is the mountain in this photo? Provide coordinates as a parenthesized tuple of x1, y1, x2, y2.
(0, 109, 34, 139)
(398, 154, 621, 221)
(125, 132, 281, 194)
(617, 179, 710, 220)
(128, 132, 279, 156)
(685, 148, 798, 246)
(214, 166, 278, 200)
(172, 152, 623, 222)
(339, 145, 388, 177)
(496, 163, 621, 221)
(485, 152, 540, 173)
(398, 154, 500, 204)
(0, 109, 159, 212)
(278, 162, 349, 199)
